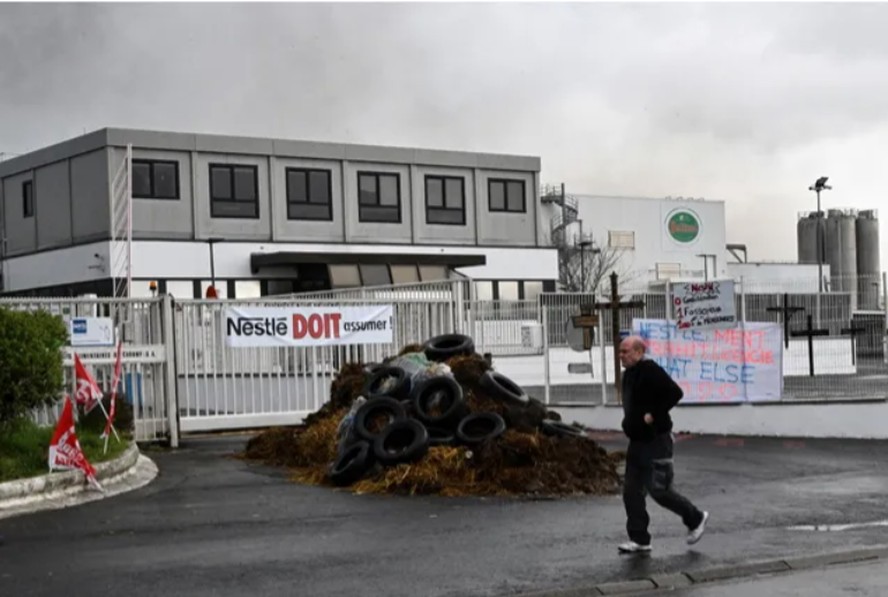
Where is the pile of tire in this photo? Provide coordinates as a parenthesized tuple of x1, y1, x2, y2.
(329, 334, 524, 486)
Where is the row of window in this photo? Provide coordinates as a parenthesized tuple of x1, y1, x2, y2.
(124, 160, 527, 224)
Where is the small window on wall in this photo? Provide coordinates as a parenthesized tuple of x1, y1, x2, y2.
(210, 164, 259, 218)
(359, 264, 392, 287)
(358, 172, 400, 223)
(133, 159, 179, 199)
(488, 179, 526, 213)
(234, 280, 262, 298)
(523, 281, 543, 302)
(329, 264, 361, 288)
(425, 175, 466, 225)
(287, 168, 332, 221)
(22, 180, 33, 218)
(474, 281, 494, 301)
(498, 281, 520, 301)
(608, 230, 635, 249)
(656, 263, 681, 280)
(165, 280, 195, 299)
(390, 265, 419, 284)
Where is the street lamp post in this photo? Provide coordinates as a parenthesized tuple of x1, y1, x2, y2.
(808, 177, 832, 293)
(577, 239, 600, 293)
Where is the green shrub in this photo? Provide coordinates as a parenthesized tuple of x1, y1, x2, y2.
(0, 307, 69, 427)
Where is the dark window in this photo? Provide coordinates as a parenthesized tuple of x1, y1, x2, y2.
(286, 168, 332, 220)
(132, 159, 179, 199)
(359, 264, 392, 286)
(488, 178, 526, 213)
(425, 175, 466, 225)
(210, 164, 259, 219)
(22, 180, 33, 218)
(358, 172, 401, 223)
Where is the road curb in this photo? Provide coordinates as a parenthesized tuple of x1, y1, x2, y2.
(0, 443, 140, 506)
(515, 544, 888, 596)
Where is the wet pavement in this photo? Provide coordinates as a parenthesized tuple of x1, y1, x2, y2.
(1, 432, 887, 597)
(664, 558, 888, 596)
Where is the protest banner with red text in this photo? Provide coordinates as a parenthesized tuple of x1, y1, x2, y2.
(633, 318, 782, 403)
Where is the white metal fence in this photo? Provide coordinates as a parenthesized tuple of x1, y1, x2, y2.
(6, 272, 887, 446)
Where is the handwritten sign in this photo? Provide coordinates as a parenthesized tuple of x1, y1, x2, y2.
(633, 318, 782, 403)
(671, 280, 737, 330)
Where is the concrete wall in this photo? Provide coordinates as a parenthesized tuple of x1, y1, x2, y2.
(271, 156, 345, 242)
(342, 160, 412, 244)
(71, 150, 110, 243)
(34, 161, 73, 250)
(410, 165, 477, 245)
(2, 171, 37, 255)
(476, 169, 538, 246)
(557, 401, 888, 439)
(193, 152, 272, 241)
(109, 147, 194, 240)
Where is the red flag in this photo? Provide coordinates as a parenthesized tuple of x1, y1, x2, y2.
(102, 342, 123, 440)
(49, 396, 101, 490)
(74, 353, 103, 414)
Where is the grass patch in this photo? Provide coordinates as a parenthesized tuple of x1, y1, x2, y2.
(0, 418, 132, 484)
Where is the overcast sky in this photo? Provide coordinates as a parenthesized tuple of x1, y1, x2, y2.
(1, 2, 886, 270)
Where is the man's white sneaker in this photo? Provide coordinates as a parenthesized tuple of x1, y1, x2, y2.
(687, 511, 709, 545)
(618, 541, 652, 553)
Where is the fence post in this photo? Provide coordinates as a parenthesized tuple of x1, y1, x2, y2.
(162, 294, 180, 448)
(542, 306, 550, 405)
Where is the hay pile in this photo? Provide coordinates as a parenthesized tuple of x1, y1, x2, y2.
(243, 351, 622, 498)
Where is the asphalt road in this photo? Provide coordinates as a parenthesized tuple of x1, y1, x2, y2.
(1, 432, 887, 597)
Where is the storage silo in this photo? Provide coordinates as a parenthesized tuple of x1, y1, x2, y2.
(825, 209, 858, 295)
(856, 210, 881, 310)
(797, 212, 821, 264)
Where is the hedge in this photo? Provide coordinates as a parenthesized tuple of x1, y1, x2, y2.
(0, 307, 69, 427)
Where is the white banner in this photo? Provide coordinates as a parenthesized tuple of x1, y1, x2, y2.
(633, 318, 783, 403)
(224, 305, 394, 347)
(69, 317, 116, 347)
(671, 279, 737, 330)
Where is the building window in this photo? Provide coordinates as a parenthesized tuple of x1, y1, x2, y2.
(234, 280, 262, 298)
(358, 172, 400, 223)
(419, 265, 449, 282)
(425, 175, 465, 225)
(209, 164, 259, 219)
(656, 263, 682, 280)
(390, 265, 419, 284)
(329, 264, 362, 288)
(133, 159, 179, 199)
(608, 230, 635, 249)
(522, 281, 543, 302)
(286, 168, 332, 221)
(359, 264, 392, 287)
(22, 180, 33, 218)
(488, 178, 526, 213)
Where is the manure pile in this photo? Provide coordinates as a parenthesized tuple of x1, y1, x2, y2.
(243, 334, 623, 497)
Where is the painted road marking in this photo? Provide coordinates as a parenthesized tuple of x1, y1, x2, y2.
(788, 520, 888, 532)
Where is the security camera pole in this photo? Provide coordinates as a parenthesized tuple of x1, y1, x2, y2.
(808, 176, 831, 327)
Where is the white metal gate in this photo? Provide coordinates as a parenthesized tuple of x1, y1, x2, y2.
(172, 295, 461, 434)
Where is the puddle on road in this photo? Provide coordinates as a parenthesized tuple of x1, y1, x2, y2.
(788, 519, 888, 532)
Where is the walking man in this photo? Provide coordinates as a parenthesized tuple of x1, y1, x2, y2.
(617, 335, 708, 553)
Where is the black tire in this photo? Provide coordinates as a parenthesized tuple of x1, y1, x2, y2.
(329, 441, 374, 487)
(540, 419, 586, 439)
(426, 426, 455, 447)
(479, 370, 529, 405)
(354, 397, 406, 443)
(363, 363, 384, 376)
(411, 376, 469, 430)
(423, 333, 475, 362)
(363, 366, 411, 400)
(456, 412, 507, 445)
(373, 419, 430, 465)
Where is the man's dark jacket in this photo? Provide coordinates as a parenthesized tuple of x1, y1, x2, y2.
(621, 358, 683, 442)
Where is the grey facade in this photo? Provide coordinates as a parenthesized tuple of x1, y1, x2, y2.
(0, 128, 543, 258)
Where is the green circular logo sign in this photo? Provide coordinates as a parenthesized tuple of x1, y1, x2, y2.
(667, 210, 700, 243)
